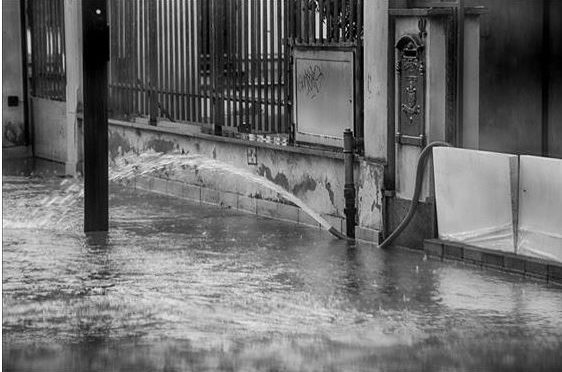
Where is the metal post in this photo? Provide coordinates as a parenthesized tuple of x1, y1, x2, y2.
(82, 0, 109, 232)
(343, 128, 356, 239)
(212, 0, 224, 136)
(148, 0, 158, 126)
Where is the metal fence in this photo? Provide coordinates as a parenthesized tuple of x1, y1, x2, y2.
(289, 0, 363, 46)
(108, 0, 363, 136)
(109, 0, 289, 134)
(28, 0, 66, 101)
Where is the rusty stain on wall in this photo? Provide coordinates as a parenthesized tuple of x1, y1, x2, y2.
(325, 181, 335, 206)
(292, 176, 317, 197)
(146, 138, 175, 153)
(257, 164, 290, 192)
(3, 122, 25, 146)
(108, 131, 132, 161)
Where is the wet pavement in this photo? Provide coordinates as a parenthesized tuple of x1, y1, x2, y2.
(3, 161, 562, 371)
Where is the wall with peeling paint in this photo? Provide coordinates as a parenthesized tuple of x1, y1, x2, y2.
(108, 120, 386, 238)
(357, 160, 384, 231)
(108, 121, 371, 225)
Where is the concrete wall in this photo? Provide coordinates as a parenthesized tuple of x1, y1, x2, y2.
(462, 15, 480, 150)
(479, 0, 561, 158)
(2, 0, 26, 147)
(548, 0, 562, 158)
(107, 120, 387, 239)
(108, 121, 353, 226)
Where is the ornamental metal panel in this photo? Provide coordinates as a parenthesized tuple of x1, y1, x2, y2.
(395, 34, 426, 147)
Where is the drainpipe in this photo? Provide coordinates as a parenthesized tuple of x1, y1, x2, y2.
(343, 128, 356, 239)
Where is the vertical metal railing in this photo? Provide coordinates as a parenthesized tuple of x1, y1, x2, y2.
(108, 0, 290, 135)
(28, 0, 66, 101)
(287, 0, 363, 46)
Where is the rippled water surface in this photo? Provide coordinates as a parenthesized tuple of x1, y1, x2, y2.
(3, 163, 562, 371)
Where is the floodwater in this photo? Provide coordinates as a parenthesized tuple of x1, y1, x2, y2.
(3, 161, 562, 371)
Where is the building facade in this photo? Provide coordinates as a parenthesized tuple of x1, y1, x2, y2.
(3, 0, 561, 248)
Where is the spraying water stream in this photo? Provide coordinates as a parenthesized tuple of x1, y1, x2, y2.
(4, 151, 346, 239)
(112, 150, 335, 230)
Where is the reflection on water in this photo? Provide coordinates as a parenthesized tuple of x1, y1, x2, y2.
(3, 172, 562, 371)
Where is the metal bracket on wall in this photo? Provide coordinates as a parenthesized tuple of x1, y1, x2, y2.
(395, 133, 427, 147)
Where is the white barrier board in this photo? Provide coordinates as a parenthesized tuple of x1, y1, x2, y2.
(433, 147, 518, 253)
(518, 156, 562, 262)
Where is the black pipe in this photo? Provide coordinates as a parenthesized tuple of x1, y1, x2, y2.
(343, 128, 356, 239)
(379, 141, 451, 249)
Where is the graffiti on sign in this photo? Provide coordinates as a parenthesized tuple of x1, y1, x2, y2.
(297, 65, 325, 99)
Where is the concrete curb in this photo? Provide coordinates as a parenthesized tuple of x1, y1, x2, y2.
(424, 239, 562, 285)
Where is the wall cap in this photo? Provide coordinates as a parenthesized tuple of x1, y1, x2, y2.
(108, 118, 346, 160)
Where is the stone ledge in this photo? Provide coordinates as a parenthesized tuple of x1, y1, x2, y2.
(109, 118, 346, 160)
(424, 239, 562, 285)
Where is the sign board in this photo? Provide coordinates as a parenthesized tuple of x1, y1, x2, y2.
(293, 49, 354, 148)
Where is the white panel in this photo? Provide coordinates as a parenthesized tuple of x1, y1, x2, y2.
(32, 97, 67, 163)
(294, 49, 354, 147)
(433, 147, 518, 253)
(518, 156, 562, 262)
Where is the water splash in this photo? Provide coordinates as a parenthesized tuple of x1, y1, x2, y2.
(2, 176, 83, 230)
(111, 150, 334, 231)
(4, 151, 336, 233)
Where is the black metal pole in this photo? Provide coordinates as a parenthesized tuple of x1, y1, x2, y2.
(343, 128, 356, 239)
(82, 0, 109, 232)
